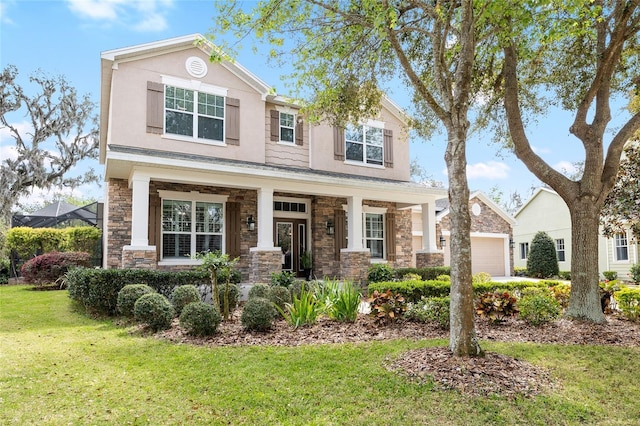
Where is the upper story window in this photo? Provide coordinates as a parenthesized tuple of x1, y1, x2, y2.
(614, 233, 629, 261)
(345, 124, 383, 166)
(165, 86, 224, 142)
(555, 238, 565, 262)
(279, 112, 295, 143)
(520, 242, 529, 260)
(161, 197, 224, 260)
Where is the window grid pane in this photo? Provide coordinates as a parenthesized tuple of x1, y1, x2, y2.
(365, 213, 384, 259)
(345, 125, 384, 165)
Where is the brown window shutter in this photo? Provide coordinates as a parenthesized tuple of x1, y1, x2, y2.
(226, 98, 240, 145)
(333, 126, 345, 160)
(146, 81, 164, 134)
(383, 129, 393, 168)
(295, 119, 303, 146)
(385, 212, 396, 262)
(226, 202, 241, 259)
(270, 110, 280, 141)
(334, 209, 347, 261)
(148, 196, 161, 260)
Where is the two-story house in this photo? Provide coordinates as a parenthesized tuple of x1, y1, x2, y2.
(100, 34, 447, 283)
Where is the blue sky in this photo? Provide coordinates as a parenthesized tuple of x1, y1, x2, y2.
(1, 0, 633, 208)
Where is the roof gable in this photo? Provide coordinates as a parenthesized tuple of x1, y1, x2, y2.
(436, 190, 516, 225)
(513, 187, 559, 219)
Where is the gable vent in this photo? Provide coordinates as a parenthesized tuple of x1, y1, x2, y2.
(186, 56, 208, 78)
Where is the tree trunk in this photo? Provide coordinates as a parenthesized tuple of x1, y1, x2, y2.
(446, 125, 484, 357)
(566, 199, 606, 323)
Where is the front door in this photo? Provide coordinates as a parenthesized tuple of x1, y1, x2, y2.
(274, 219, 307, 277)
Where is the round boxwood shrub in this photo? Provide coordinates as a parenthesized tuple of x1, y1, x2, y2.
(269, 285, 292, 314)
(241, 297, 276, 331)
(117, 284, 155, 317)
(248, 283, 271, 300)
(172, 285, 201, 316)
(217, 283, 240, 312)
(518, 293, 561, 326)
(134, 293, 174, 331)
(179, 302, 221, 336)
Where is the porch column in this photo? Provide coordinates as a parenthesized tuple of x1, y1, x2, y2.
(129, 173, 150, 247)
(256, 186, 275, 249)
(346, 195, 364, 250)
(421, 202, 439, 252)
(250, 186, 281, 282)
(416, 201, 444, 268)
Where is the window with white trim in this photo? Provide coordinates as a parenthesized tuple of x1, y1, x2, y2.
(365, 213, 384, 259)
(555, 238, 565, 262)
(161, 199, 224, 259)
(165, 85, 224, 141)
(520, 242, 529, 260)
(345, 124, 383, 166)
(279, 112, 295, 143)
(614, 233, 629, 261)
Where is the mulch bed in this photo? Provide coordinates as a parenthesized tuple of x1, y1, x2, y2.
(151, 312, 639, 399)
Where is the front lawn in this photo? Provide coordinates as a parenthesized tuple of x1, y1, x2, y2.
(1, 285, 639, 425)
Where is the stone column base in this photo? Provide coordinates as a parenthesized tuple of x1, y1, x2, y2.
(416, 251, 445, 268)
(340, 249, 370, 283)
(250, 248, 282, 283)
(122, 246, 157, 269)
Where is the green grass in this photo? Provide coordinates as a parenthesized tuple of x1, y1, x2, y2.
(1, 285, 639, 425)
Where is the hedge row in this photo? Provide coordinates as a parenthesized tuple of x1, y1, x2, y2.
(67, 268, 209, 315)
(368, 279, 561, 303)
(7, 226, 101, 260)
(394, 267, 451, 281)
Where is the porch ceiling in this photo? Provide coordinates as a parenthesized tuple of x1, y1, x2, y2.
(105, 144, 446, 205)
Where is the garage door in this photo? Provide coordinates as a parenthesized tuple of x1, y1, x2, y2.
(471, 237, 505, 276)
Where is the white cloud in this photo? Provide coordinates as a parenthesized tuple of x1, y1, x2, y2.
(532, 145, 551, 155)
(65, 0, 172, 32)
(553, 160, 579, 176)
(0, 1, 15, 25)
(466, 161, 510, 180)
(0, 120, 33, 147)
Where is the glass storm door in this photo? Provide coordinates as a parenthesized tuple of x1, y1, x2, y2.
(275, 219, 307, 276)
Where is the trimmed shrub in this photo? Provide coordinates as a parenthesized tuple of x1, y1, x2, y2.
(20, 251, 91, 286)
(134, 293, 174, 331)
(435, 274, 450, 282)
(241, 297, 276, 331)
(550, 283, 571, 309)
(172, 285, 202, 316)
(248, 283, 271, 300)
(526, 231, 559, 278)
(558, 271, 571, 280)
(268, 285, 292, 314)
(406, 296, 450, 329)
(270, 271, 296, 288)
(395, 266, 451, 281)
(518, 293, 561, 326)
(514, 266, 527, 277)
(117, 284, 155, 317)
(0, 257, 10, 285)
(476, 291, 518, 324)
(401, 273, 423, 281)
(472, 272, 492, 284)
(217, 283, 240, 312)
(630, 264, 640, 285)
(603, 271, 618, 281)
(66, 268, 209, 316)
(179, 302, 221, 336)
(367, 263, 395, 283)
(614, 288, 640, 321)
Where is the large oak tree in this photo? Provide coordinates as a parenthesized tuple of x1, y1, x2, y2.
(0, 66, 99, 225)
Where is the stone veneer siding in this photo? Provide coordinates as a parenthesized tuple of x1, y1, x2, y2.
(249, 249, 282, 283)
(311, 196, 346, 278)
(339, 250, 370, 283)
(363, 200, 413, 269)
(122, 248, 157, 269)
(416, 252, 445, 268)
(106, 179, 132, 269)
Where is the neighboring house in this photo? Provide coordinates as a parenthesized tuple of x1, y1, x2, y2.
(99, 34, 447, 283)
(411, 191, 516, 276)
(513, 187, 639, 280)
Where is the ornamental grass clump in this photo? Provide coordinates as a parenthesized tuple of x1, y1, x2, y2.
(277, 284, 322, 328)
(134, 293, 174, 331)
(179, 302, 221, 336)
(117, 284, 155, 318)
(171, 285, 201, 316)
(325, 280, 361, 323)
(241, 297, 276, 331)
